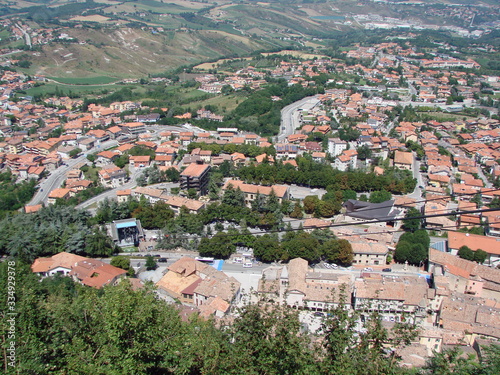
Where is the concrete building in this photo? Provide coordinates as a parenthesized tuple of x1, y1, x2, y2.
(180, 162, 211, 195)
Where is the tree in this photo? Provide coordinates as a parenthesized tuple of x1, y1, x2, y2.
(403, 207, 421, 232)
(458, 245, 475, 261)
(145, 255, 157, 270)
(322, 239, 354, 266)
(198, 233, 235, 259)
(342, 189, 357, 201)
(289, 202, 304, 219)
(187, 188, 198, 199)
(316, 200, 340, 218)
(369, 190, 392, 203)
(423, 346, 481, 374)
(474, 249, 488, 264)
(281, 233, 321, 263)
(222, 184, 245, 206)
(110, 255, 135, 276)
(303, 195, 319, 214)
(253, 234, 281, 262)
(394, 230, 429, 265)
(228, 303, 316, 374)
(68, 148, 81, 159)
(356, 145, 373, 160)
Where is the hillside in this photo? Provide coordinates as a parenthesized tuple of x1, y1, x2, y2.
(30, 27, 277, 79)
(0, 0, 498, 79)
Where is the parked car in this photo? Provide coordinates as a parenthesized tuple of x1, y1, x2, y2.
(382, 268, 392, 272)
(324, 263, 331, 269)
(158, 258, 167, 262)
(363, 267, 373, 272)
(243, 262, 253, 268)
(313, 312, 324, 317)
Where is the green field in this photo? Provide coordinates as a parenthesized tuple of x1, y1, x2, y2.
(196, 93, 242, 113)
(26, 83, 115, 96)
(0, 28, 11, 40)
(48, 76, 120, 85)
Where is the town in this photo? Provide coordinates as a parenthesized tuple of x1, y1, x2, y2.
(1, 8, 500, 372)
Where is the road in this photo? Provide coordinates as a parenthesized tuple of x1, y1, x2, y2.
(278, 96, 320, 142)
(16, 23, 31, 48)
(75, 167, 140, 211)
(409, 154, 425, 203)
(28, 140, 118, 206)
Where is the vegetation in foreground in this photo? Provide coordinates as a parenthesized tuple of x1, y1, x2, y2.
(1, 261, 499, 374)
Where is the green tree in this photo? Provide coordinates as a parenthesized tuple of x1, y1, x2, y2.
(110, 255, 135, 276)
(289, 202, 304, 219)
(474, 249, 488, 264)
(369, 190, 392, 203)
(403, 207, 421, 232)
(187, 188, 198, 199)
(145, 255, 157, 270)
(68, 148, 82, 158)
(228, 303, 317, 374)
(222, 184, 245, 206)
(356, 145, 373, 160)
(458, 245, 475, 261)
(303, 195, 320, 214)
(198, 233, 235, 259)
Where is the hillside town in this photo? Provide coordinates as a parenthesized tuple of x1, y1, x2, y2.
(1, 37, 500, 369)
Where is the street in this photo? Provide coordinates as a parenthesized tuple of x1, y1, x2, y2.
(278, 96, 320, 142)
(28, 139, 117, 205)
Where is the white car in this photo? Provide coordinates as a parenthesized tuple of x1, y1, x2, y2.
(324, 263, 331, 269)
(363, 267, 373, 272)
(243, 262, 253, 268)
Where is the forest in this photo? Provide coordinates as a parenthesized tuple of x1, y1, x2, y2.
(1, 261, 499, 375)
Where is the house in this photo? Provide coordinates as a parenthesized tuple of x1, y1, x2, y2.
(24, 204, 42, 213)
(129, 155, 151, 168)
(428, 249, 500, 300)
(156, 257, 240, 318)
(66, 180, 92, 191)
(275, 143, 299, 159)
(353, 274, 429, 323)
(180, 163, 211, 195)
(162, 195, 206, 215)
(96, 150, 118, 166)
(70, 259, 127, 289)
(351, 241, 389, 266)
(394, 150, 413, 170)
(121, 122, 145, 135)
(327, 137, 347, 157)
(47, 188, 72, 205)
(334, 153, 351, 171)
(31, 252, 87, 277)
(98, 166, 127, 188)
(116, 189, 131, 203)
(447, 231, 500, 267)
(281, 258, 353, 311)
(222, 180, 290, 208)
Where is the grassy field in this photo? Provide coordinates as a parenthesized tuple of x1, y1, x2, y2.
(25, 83, 138, 97)
(194, 57, 253, 70)
(48, 76, 120, 85)
(261, 50, 328, 59)
(195, 93, 242, 113)
(26, 84, 108, 97)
